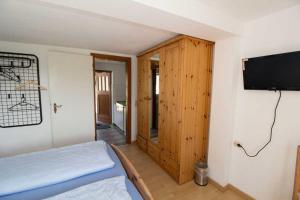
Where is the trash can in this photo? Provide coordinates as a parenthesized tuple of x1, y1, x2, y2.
(194, 161, 208, 186)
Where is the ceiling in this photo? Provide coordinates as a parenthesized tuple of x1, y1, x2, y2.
(0, 0, 299, 55)
(0, 0, 176, 55)
(197, 0, 300, 21)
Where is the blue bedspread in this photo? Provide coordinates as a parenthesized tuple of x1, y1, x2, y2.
(0, 145, 143, 200)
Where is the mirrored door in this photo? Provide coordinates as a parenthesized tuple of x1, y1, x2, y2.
(149, 53, 160, 144)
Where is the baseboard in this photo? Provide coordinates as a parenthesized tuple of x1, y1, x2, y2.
(208, 178, 255, 200)
(208, 178, 227, 192)
(227, 184, 255, 200)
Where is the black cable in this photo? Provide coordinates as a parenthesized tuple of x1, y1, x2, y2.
(237, 90, 282, 157)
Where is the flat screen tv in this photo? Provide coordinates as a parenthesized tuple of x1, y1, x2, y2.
(243, 51, 300, 91)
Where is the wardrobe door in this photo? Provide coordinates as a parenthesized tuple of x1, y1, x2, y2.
(137, 55, 151, 141)
(179, 38, 213, 183)
(159, 41, 183, 171)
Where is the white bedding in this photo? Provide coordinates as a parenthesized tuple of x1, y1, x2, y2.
(0, 141, 115, 196)
(44, 176, 132, 200)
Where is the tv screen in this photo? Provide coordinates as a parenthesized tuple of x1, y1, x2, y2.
(243, 51, 300, 91)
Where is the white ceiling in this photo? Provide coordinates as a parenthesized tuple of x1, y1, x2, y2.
(196, 0, 300, 21)
(0, 0, 176, 55)
(0, 0, 299, 55)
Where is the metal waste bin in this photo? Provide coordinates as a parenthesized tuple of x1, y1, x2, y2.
(194, 161, 208, 186)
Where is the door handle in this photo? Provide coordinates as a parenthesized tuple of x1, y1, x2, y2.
(53, 103, 63, 113)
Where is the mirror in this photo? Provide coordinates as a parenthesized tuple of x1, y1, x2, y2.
(149, 53, 160, 144)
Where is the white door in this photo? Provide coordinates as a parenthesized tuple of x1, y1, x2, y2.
(48, 51, 95, 147)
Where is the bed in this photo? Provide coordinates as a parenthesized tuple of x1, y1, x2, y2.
(0, 142, 153, 200)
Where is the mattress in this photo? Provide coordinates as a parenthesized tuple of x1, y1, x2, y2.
(44, 176, 132, 200)
(0, 145, 143, 200)
(0, 141, 115, 196)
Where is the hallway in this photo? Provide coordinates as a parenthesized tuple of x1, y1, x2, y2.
(96, 123, 126, 145)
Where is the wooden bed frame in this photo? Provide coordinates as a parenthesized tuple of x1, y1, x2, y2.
(294, 146, 300, 200)
(111, 144, 154, 200)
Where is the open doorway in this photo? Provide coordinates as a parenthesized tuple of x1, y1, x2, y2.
(92, 53, 131, 145)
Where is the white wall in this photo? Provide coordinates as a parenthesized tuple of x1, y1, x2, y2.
(208, 36, 241, 186)
(0, 41, 137, 157)
(207, 5, 300, 199)
(95, 61, 126, 126)
(0, 42, 52, 157)
(229, 5, 300, 200)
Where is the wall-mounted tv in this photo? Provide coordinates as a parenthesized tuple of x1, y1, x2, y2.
(243, 51, 300, 91)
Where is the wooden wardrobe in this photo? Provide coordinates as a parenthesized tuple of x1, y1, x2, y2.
(137, 35, 214, 184)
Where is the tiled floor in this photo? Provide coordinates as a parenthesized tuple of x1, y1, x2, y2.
(96, 124, 126, 145)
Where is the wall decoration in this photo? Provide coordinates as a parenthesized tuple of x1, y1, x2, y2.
(0, 52, 42, 128)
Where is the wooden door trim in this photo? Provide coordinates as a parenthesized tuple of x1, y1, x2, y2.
(95, 69, 112, 73)
(95, 70, 112, 124)
(91, 53, 132, 144)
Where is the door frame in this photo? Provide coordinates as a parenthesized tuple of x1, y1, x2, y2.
(91, 53, 132, 144)
(95, 70, 112, 124)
